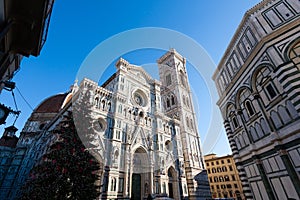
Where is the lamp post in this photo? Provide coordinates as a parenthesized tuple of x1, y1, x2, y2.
(0, 104, 11, 125)
(3, 125, 18, 137)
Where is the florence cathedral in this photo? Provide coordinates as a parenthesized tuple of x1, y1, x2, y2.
(0, 49, 210, 200)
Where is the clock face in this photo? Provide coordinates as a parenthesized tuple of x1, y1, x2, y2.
(165, 59, 174, 67)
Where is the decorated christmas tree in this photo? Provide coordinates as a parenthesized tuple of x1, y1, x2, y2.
(19, 112, 101, 200)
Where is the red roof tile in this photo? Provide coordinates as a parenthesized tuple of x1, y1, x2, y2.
(35, 93, 68, 113)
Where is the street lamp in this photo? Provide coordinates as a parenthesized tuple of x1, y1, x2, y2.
(3, 125, 18, 137)
(0, 104, 11, 125)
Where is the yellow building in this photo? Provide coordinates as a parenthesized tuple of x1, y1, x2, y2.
(204, 154, 244, 200)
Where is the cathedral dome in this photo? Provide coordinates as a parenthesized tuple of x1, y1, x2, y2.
(26, 93, 71, 123)
(34, 93, 69, 113)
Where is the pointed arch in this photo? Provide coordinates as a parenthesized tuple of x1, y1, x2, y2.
(107, 101, 112, 111)
(94, 97, 99, 108)
(166, 97, 171, 108)
(186, 116, 190, 128)
(132, 146, 150, 173)
(101, 99, 106, 110)
(168, 166, 177, 178)
(171, 95, 176, 105)
(179, 69, 186, 87)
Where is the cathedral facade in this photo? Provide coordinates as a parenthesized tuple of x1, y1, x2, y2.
(0, 49, 210, 200)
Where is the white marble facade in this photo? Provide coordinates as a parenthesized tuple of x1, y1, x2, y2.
(213, 0, 300, 199)
(80, 49, 210, 199)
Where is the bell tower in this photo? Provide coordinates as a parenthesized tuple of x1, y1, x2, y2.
(157, 49, 210, 199)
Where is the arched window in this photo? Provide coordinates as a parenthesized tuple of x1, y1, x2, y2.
(219, 176, 224, 182)
(245, 100, 255, 116)
(110, 178, 114, 191)
(227, 104, 237, 131)
(166, 98, 170, 108)
(232, 116, 239, 128)
(222, 166, 227, 172)
(224, 175, 230, 181)
(238, 88, 255, 120)
(145, 183, 149, 194)
(254, 66, 278, 102)
(212, 168, 216, 173)
(166, 74, 172, 86)
(214, 176, 219, 182)
(180, 71, 186, 88)
(118, 104, 122, 113)
(265, 83, 277, 99)
(114, 150, 119, 162)
(186, 97, 190, 108)
(171, 95, 175, 105)
(186, 117, 189, 128)
(108, 102, 112, 111)
(95, 97, 99, 108)
(102, 100, 106, 110)
(190, 119, 193, 130)
(255, 67, 271, 86)
(217, 167, 222, 172)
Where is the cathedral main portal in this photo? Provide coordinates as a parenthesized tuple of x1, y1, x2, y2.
(131, 147, 151, 200)
(131, 173, 141, 200)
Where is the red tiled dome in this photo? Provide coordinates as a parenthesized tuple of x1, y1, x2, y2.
(35, 93, 68, 113)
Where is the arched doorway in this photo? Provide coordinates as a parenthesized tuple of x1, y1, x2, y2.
(131, 147, 150, 200)
(167, 167, 178, 199)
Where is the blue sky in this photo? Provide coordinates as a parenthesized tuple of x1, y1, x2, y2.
(1, 0, 261, 156)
